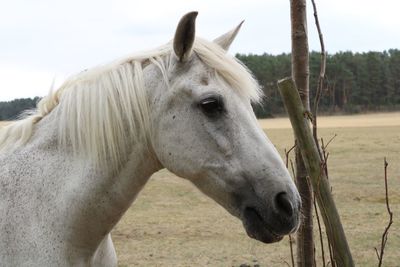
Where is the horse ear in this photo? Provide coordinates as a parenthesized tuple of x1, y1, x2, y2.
(173, 11, 198, 62)
(213, 21, 244, 51)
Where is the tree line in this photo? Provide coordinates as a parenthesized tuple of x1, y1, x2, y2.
(0, 97, 40, 121)
(238, 49, 400, 117)
(1, 49, 399, 120)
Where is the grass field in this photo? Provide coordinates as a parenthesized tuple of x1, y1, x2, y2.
(112, 112, 400, 267)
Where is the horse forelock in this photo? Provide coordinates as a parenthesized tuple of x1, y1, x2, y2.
(0, 37, 261, 171)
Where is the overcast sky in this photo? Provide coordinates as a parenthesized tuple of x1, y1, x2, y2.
(1, 0, 399, 101)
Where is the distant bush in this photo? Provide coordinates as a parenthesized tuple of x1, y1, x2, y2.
(0, 97, 41, 120)
(237, 49, 400, 118)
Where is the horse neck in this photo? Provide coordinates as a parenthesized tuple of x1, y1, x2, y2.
(91, 142, 161, 227)
(65, 130, 162, 251)
(32, 85, 163, 252)
(67, 64, 167, 250)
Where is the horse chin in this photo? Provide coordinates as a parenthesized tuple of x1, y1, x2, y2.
(242, 207, 284, 244)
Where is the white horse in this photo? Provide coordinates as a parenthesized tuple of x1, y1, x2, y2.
(0, 12, 300, 266)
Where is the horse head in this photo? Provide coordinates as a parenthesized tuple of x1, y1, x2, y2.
(150, 12, 301, 243)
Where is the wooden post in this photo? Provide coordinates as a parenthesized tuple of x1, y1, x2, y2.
(290, 0, 314, 265)
(278, 77, 354, 267)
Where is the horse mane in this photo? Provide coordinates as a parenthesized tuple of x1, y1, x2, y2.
(0, 38, 261, 171)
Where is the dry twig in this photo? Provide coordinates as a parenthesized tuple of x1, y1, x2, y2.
(285, 143, 297, 267)
(314, 197, 326, 267)
(310, 0, 327, 156)
(285, 143, 297, 169)
(319, 135, 337, 264)
(321, 134, 337, 180)
(289, 234, 296, 267)
(374, 158, 393, 267)
(309, 3, 332, 265)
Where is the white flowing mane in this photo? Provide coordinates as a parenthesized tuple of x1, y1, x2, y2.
(0, 38, 261, 171)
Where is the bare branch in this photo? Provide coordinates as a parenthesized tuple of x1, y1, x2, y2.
(321, 134, 336, 179)
(285, 143, 297, 168)
(314, 197, 326, 267)
(310, 0, 327, 158)
(290, 159, 296, 179)
(323, 134, 337, 150)
(374, 247, 380, 261)
(375, 158, 393, 267)
(284, 143, 297, 267)
(289, 234, 296, 267)
(307, 5, 330, 265)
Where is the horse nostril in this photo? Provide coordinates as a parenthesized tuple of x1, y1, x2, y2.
(275, 192, 294, 217)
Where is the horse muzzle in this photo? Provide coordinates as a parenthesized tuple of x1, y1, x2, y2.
(241, 191, 301, 243)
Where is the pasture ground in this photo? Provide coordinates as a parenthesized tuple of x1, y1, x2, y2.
(113, 112, 400, 266)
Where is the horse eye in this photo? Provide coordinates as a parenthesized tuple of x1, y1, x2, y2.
(199, 96, 225, 117)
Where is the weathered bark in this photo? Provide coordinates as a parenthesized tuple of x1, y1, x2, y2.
(291, 0, 310, 111)
(290, 0, 314, 266)
(278, 78, 354, 267)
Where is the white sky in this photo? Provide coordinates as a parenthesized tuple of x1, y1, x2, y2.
(1, 0, 399, 101)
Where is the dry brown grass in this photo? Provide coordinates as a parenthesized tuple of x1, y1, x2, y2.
(258, 111, 400, 129)
(111, 113, 397, 266)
